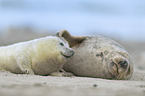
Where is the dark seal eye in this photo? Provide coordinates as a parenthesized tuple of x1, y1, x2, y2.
(60, 43, 64, 46)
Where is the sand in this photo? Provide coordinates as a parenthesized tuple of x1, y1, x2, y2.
(0, 69, 145, 96)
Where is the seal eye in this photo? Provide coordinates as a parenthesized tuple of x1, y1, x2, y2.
(60, 43, 64, 46)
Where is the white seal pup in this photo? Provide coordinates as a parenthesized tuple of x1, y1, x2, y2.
(0, 36, 74, 75)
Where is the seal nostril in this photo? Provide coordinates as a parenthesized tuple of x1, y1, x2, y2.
(71, 50, 74, 56)
(118, 60, 128, 69)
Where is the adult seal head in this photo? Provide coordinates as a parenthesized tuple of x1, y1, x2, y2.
(57, 30, 133, 80)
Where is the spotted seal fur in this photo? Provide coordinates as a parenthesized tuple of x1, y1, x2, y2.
(57, 30, 133, 80)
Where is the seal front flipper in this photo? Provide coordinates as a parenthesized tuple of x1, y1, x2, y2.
(16, 54, 34, 75)
(57, 29, 87, 47)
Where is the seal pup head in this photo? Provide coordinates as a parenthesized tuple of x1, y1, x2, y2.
(57, 37, 74, 58)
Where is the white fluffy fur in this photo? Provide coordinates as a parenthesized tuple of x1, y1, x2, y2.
(0, 36, 73, 75)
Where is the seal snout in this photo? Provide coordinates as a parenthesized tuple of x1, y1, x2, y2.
(69, 49, 74, 57)
(118, 60, 128, 69)
(112, 56, 129, 70)
(61, 48, 74, 58)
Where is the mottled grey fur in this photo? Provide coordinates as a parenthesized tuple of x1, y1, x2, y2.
(57, 30, 133, 80)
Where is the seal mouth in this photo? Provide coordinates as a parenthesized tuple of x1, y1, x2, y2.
(109, 60, 119, 79)
(60, 51, 74, 58)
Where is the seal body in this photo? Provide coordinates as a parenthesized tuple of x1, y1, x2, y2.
(57, 30, 133, 80)
(0, 36, 74, 75)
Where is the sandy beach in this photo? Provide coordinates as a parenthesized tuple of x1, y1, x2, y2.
(0, 69, 145, 96)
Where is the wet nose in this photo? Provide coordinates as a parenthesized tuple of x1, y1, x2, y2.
(70, 49, 74, 56)
(66, 48, 74, 56)
(118, 60, 128, 69)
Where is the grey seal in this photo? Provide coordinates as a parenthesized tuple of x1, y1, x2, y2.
(57, 30, 133, 80)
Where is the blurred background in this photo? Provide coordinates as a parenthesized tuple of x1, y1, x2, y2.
(0, 0, 145, 69)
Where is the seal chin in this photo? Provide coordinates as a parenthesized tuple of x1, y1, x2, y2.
(60, 51, 74, 58)
(114, 71, 127, 80)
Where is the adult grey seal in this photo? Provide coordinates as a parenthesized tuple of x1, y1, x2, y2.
(57, 30, 133, 80)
